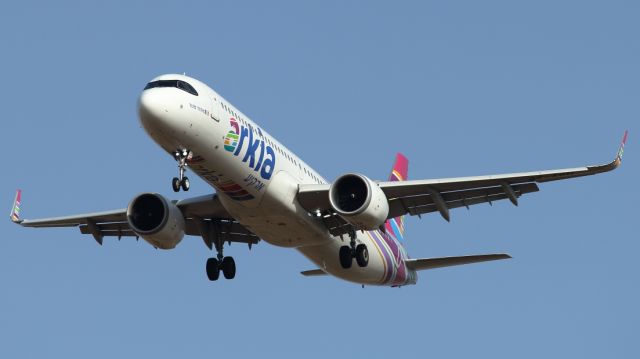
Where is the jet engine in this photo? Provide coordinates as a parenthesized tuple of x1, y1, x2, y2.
(328, 173, 389, 230)
(127, 193, 185, 249)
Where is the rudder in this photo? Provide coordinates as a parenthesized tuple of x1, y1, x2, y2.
(385, 153, 408, 240)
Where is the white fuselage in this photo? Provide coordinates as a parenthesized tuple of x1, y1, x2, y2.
(138, 74, 416, 286)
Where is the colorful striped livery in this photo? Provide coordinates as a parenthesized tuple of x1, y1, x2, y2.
(384, 153, 408, 241)
(217, 180, 255, 201)
(617, 130, 628, 162)
(10, 189, 21, 222)
(366, 228, 415, 286)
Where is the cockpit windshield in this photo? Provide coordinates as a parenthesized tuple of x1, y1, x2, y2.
(144, 80, 198, 96)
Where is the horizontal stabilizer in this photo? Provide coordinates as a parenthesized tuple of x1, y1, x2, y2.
(300, 269, 328, 277)
(405, 253, 511, 271)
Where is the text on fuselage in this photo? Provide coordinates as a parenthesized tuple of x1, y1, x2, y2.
(224, 118, 276, 180)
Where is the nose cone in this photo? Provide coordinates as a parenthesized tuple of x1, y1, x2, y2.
(138, 89, 167, 127)
(138, 88, 183, 140)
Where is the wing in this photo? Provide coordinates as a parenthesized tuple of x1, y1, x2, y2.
(10, 192, 259, 248)
(297, 131, 627, 236)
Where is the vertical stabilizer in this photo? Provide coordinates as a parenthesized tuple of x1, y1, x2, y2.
(385, 153, 408, 240)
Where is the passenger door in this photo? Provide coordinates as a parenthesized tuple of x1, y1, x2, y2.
(210, 97, 221, 123)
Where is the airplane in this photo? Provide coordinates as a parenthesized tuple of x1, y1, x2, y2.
(10, 74, 628, 287)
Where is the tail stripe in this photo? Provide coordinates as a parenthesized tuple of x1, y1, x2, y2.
(10, 189, 21, 222)
(388, 217, 404, 241)
(617, 130, 628, 162)
(386, 153, 408, 241)
(391, 169, 404, 181)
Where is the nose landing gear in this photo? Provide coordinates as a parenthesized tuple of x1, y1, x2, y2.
(172, 149, 191, 192)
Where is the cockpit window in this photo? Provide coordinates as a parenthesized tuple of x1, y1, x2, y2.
(144, 80, 198, 96)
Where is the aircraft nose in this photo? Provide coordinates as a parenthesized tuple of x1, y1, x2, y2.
(138, 88, 182, 138)
(138, 89, 168, 125)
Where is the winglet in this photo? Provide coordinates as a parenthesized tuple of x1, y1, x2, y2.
(10, 189, 22, 224)
(615, 130, 628, 166)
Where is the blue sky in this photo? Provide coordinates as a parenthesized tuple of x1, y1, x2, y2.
(1, 1, 637, 357)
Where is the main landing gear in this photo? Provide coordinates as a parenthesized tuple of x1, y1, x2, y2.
(339, 232, 369, 269)
(206, 256, 236, 281)
(206, 234, 236, 281)
(172, 149, 191, 192)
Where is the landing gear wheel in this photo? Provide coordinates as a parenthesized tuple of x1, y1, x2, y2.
(221, 256, 236, 279)
(181, 177, 190, 191)
(206, 258, 220, 281)
(171, 148, 192, 192)
(355, 244, 369, 267)
(339, 246, 353, 269)
(172, 177, 181, 192)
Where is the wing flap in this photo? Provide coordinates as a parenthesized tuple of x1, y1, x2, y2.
(405, 253, 511, 271)
(388, 183, 539, 218)
(80, 227, 137, 237)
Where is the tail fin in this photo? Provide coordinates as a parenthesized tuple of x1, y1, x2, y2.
(385, 153, 408, 240)
(10, 189, 22, 223)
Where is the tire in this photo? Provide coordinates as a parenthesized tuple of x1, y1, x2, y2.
(355, 244, 369, 267)
(206, 258, 220, 281)
(221, 256, 236, 280)
(339, 246, 352, 269)
(172, 177, 181, 192)
(181, 176, 190, 191)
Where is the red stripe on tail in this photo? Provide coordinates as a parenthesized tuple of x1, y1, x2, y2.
(386, 153, 408, 240)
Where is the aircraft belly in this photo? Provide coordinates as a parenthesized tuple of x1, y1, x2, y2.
(299, 230, 416, 286)
(218, 171, 331, 248)
(297, 237, 387, 285)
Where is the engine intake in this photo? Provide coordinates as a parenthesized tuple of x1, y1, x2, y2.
(329, 173, 389, 230)
(127, 193, 185, 249)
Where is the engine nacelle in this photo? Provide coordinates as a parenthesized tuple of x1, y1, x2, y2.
(329, 173, 389, 230)
(126, 193, 185, 249)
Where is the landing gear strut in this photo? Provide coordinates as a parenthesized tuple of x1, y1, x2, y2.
(172, 149, 191, 192)
(205, 229, 236, 281)
(339, 231, 369, 269)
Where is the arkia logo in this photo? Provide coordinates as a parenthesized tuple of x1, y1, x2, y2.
(224, 118, 276, 180)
